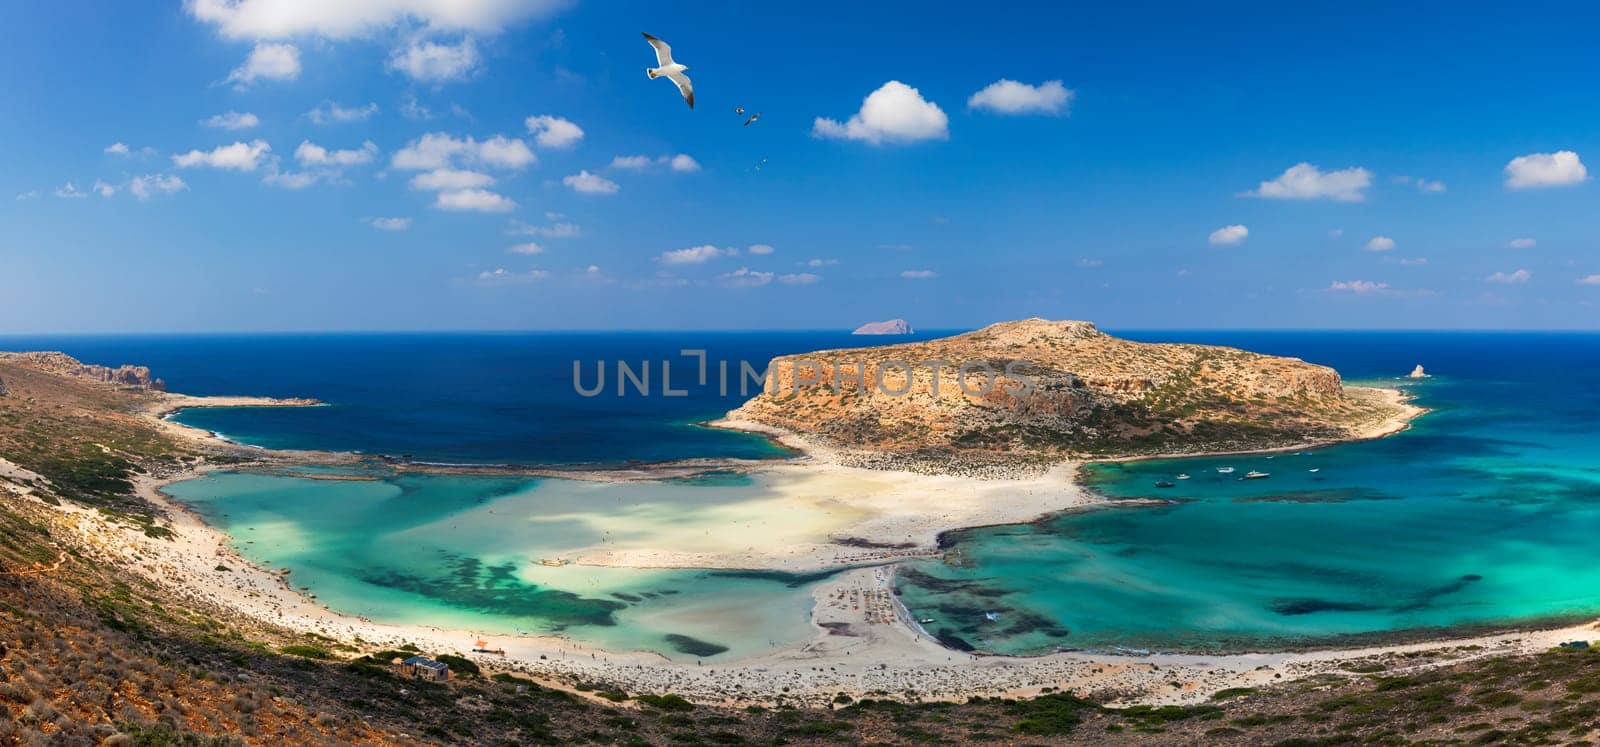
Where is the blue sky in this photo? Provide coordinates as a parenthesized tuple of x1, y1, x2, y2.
(4, 1, 1600, 333)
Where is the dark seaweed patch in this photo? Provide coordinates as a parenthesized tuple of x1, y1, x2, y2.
(1269, 598, 1385, 616)
(1234, 487, 1398, 504)
(357, 551, 625, 626)
(663, 634, 729, 657)
(934, 632, 976, 651)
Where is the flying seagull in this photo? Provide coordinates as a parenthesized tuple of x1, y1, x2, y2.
(642, 33, 693, 109)
(743, 111, 761, 127)
(734, 106, 744, 115)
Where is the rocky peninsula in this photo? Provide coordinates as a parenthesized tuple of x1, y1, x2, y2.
(729, 319, 1417, 473)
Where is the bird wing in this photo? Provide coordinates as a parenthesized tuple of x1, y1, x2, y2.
(666, 70, 694, 109)
(641, 33, 674, 66)
(744, 113, 760, 126)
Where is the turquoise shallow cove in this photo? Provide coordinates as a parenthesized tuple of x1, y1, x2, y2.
(897, 332, 1600, 655)
(163, 470, 824, 660)
(8, 330, 1600, 657)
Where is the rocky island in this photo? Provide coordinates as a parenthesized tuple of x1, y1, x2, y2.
(730, 319, 1417, 471)
(851, 318, 914, 335)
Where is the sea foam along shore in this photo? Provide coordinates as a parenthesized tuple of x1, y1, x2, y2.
(42, 383, 1595, 709)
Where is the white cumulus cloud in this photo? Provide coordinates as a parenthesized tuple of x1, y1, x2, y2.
(128, 174, 187, 200)
(719, 267, 774, 288)
(202, 111, 260, 130)
(391, 132, 534, 170)
(1578, 275, 1600, 286)
(172, 140, 272, 171)
(1328, 280, 1389, 295)
(389, 37, 481, 83)
(305, 101, 378, 124)
(524, 115, 584, 148)
(104, 142, 131, 155)
(901, 269, 937, 279)
(476, 267, 549, 285)
(1504, 151, 1587, 189)
(1246, 163, 1373, 202)
(224, 42, 300, 87)
(778, 272, 819, 285)
(1208, 224, 1248, 246)
(434, 188, 516, 212)
(368, 217, 412, 231)
(1365, 236, 1396, 252)
(1487, 269, 1531, 284)
(967, 79, 1073, 115)
(508, 242, 543, 255)
(747, 244, 775, 255)
(1506, 237, 1536, 250)
(294, 140, 378, 166)
(667, 153, 700, 172)
(658, 245, 724, 265)
(186, 0, 567, 39)
(562, 169, 618, 195)
(609, 153, 699, 172)
(813, 81, 948, 145)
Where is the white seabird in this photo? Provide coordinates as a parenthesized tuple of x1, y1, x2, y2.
(642, 32, 693, 109)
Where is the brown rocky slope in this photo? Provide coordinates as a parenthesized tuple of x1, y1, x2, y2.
(728, 318, 1409, 467)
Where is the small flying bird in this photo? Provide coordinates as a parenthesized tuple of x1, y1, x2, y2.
(734, 106, 745, 115)
(641, 32, 693, 109)
(743, 111, 761, 126)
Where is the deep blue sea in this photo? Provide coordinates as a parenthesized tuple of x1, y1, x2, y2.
(6, 330, 1599, 657)
(0, 331, 950, 464)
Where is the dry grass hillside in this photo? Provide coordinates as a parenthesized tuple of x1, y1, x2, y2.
(730, 319, 1407, 469)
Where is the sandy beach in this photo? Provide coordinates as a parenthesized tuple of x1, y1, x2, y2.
(21, 383, 1591, 708)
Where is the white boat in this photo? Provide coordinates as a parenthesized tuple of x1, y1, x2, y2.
(984, 611, 1001, 622)
(1217, 466, 1235, 474)
(1244, 470, 1270, 479)
(918, 618, 935, 625)
(1175, 473, 1191, 480)
(1308, 468, 1320, 473)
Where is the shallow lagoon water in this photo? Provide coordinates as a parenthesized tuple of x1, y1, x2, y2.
(164, 471, 823, 660)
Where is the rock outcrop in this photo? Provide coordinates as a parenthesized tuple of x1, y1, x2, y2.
(0, 352, 166, 391)
(729, 318, 1400, 465)
(1409, 364, 1428, 379)
(852, 319, 913, 335)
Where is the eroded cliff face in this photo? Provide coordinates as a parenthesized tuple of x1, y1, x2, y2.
(0, 352, 166, 391)
(728, 319, 1385, 464)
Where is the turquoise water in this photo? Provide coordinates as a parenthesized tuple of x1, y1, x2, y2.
(164, 471, 823, 660)
(31, 330, 1600, 657)
(897, 366, 1600, 654)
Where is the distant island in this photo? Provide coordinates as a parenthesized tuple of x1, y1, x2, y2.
(852, 318, 913, 335)
(730, 318, 1420, 471)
